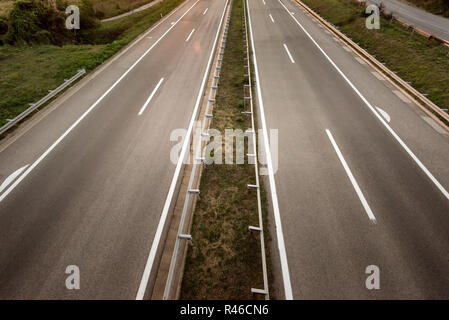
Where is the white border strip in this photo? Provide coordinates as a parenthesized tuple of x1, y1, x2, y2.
(246, 0, 293, 300)
(0, 0, 201, 203)
(136, 0, 229, 300)
(278, 0, 449, 201)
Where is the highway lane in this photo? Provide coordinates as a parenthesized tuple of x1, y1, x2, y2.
(0, 0, 227, 299)
(366, 0, 449, 42)
(248, 0, 449, 299)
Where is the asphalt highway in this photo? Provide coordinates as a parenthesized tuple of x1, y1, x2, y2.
(248, 0, 449, 299)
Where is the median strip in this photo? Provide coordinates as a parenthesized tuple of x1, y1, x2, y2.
(179, 0, 272, 300)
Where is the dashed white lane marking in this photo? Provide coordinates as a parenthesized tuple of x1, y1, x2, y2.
(269, 14, 275, 23)
(283, 44, 295, 64)
(422, 116, 448, 135)
(342, 46, 351, 52)
(326, 129, 377, 223)
(185, 28, 195, 42)
(371, 71, 385, 81)
(375, 107, 391, 123)
(0, 165, 29, 194)
(393, 90, 411, 103)
(138, 78, 164, 116)
(0, 0, 201, 204)
(355, 57, 366, 65)
(203, 8, 208, 15)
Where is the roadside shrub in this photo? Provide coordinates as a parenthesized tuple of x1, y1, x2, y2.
(3, 0, 100, 45)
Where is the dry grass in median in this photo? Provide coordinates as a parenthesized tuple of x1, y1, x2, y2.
(180, 0, 271, 300)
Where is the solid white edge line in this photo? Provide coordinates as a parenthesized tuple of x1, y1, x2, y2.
(247, 0, 293, 300)
(138, 78, 165, 115)
(283, 43, 295, 64)
(185, 28, 196, 42)
(0, 0, 201, 204)
(278, 0, 449, 201)
(326, 129, 377, 222)
(269, 13, 275, 23)
(203, 7, 208, 15)
(135, 0, 229, 300)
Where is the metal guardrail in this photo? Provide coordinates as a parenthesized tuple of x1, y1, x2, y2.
(0, 69, 86, 136)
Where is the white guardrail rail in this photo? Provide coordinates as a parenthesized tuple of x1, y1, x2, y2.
(0, 68, 86, 136)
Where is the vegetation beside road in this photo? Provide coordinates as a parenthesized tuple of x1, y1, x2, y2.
(0, 0, 183, 128)
(180, 0, 271, 299)
(0, 0, 156, 19)
(300, 0, 449, 111)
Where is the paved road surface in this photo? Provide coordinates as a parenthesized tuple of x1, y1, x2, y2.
(0, 0, 227, 299)
(367, 0, 449, 41)
(248, 0, 449, 299)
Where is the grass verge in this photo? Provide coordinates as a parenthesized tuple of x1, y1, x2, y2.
(180, 0, 271, 300)
(300, 0, 449, 111)
(0, 0, 183, 128)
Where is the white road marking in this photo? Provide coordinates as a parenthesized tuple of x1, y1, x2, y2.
(393, 90, 411, 103)
(262, 0, 266, 5)
(185, 28, 196, 42)
(136, 0, 230, 300)
(342, 46, 352, 52)
(371, 71, 385, 81)
(138, 78, 164, 115)
(283, 44, 295, 64)
(0, 0, 201, 204)
(355, 57, 366, 65)
(0, 165, 28, 194)
(269, 14, 275, 23)
(247, 0, 293, 300)
(147, 36, 153, 39)
(326, 130, 377, 222)
(375, 106, 391, 123)
(278, 0, 449, 200)
(203, 8, 208, 15)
